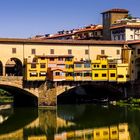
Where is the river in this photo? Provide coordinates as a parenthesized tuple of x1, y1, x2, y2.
(0, 103, 139, 140)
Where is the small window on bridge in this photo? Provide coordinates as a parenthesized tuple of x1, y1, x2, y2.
(31, 64, 36, 68)
(39, 72, 46, 76)
(12, 48, 16, 54)
(30, 72, 38, 77)
(103, 131, 108, 135)
(119, 129, 125, 133)
(93, 65, 96, 68)
(102, 74, 106, 77)
(118, 75, 124, 78)
(40, 63, 46, 68)
(84, 63, 90, 68)
(96, 132, 100, 136)
(55, 72, 60, 76)
(95, 73, 98, 77)
(75, 64, 82, 68)
(102, 65, 106, 68)
(110, 73, 115, 77)
(126, 74, 130, 78)
(84, 73, 91, 77)
(112, 130, 117, 135)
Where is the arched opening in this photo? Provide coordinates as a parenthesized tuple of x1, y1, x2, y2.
(5, 58, 22, 76)
(0, 85, 38, 107)
(0, 61, 3, 76)
(135, 58, 140, 79)
(57, 84, 123, 104)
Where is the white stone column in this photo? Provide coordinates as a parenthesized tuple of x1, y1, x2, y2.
(3, 65, 5, 76)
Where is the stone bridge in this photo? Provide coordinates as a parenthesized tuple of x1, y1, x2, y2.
(0, 76, 134, 107)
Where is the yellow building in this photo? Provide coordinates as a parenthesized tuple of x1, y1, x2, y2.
(65, 56, 74, 81)
(92, 59, 108, 81)
(117, 63, 130, 83)
(24, 55, 74, 81)
(74, 61, 92, 81)
(24, 57, 47, 81)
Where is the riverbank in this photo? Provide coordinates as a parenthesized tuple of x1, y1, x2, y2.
(0, 97, 13, 105)
(115, 98, 140, 110)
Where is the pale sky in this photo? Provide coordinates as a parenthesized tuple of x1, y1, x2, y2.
(0, 0, 140, 38)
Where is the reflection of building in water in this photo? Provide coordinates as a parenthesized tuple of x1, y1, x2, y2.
(0, 129, 23, 140)
(55, 123, 131, 140)
(57, 117, 75, 128)
(28, 135, 47, 140)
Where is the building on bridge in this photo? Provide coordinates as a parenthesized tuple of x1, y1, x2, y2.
(1, 38, 140, 82)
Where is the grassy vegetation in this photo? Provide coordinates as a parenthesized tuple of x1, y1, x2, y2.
(116, 97, 140, 110)
(0, 89, 13, 103)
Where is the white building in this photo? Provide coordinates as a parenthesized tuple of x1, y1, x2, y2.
(111, 18, 140, 41)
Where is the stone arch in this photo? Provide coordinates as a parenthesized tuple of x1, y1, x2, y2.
(135, 58, 140, 79)
(0, 84, 38, 107)
(57, 82, 124, 104)
(0, 60, 3, 76)
(5, 58, 23, 76)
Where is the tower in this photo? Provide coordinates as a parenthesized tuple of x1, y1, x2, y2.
(101, 8, 129, 40)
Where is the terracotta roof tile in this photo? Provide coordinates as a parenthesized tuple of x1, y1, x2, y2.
(0, 38, 126, 45)
(110, 25, 140, 30)
(101, 8, 129, 14)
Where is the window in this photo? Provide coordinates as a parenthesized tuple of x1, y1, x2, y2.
(50, 58, 54, 61)
(30, 72, 38, 77)
(39, 72, 46, 76)
(112, 131, 117, 135)
(12, 48, 16, 54)
(85, 49, 89, 55)
(137, 49, 140, 54)
(126, 74, 130, 78)
(40, 63, 46, 68)
(50, 49, 54, 54)
(96, 132, 100, 136)
(102, 74, 106, 77)
(119, 129, 125, 133)
(118, 75, 124, 78)
(68, 49, 72, 55)
(75, 73, 82, 76)
(130, 35, 133, 39)
(31, 49, 36, 55)
(75, 64, 82, 67)
(101, 50, 105, 55)
(116, 49, 120, 55)
(103, 131, 108, 135)
(58, 57, 63, 61)
(95, 73, 98, 77)
(102, 65, 106, 68)
(84, 63, 90, 68)
(110, 73, 115, 77)
(31, 64, 36, 68)
(55, 72, 60, 76)
(65, 57, 73, 61)
(84, 73, 91, 77)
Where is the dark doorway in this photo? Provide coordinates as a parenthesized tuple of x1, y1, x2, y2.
(5, 58, 22, 76)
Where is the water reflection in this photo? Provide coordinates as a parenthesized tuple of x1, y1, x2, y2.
(0, 104, 140, 139)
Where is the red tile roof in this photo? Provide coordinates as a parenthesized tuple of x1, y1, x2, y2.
(127, 40, 140, 44)
(101, 8, 129, 14)
(0, 38, 126, 45)
(110, 25, 140, 30)
(75, 25, 103, 33)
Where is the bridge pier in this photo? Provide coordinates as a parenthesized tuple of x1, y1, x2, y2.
(38, 81, 57, 107)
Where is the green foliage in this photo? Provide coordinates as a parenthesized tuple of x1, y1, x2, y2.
(0, 89, 12, 96)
